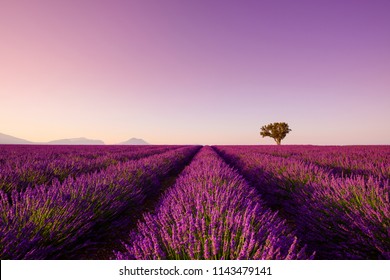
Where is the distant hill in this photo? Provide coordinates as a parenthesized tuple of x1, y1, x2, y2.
(0, 132, 33, 144)
(0, 133, 149, 145)
(119, 138, 149, 145)
(47, 137, 105, 145)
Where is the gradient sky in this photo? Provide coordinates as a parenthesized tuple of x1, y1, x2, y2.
(1, 0, 389, 145)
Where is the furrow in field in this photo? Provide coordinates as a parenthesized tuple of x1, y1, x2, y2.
(0, 145, 159, 167)
(71, 152, 201, 259)
(0, 145, 182, 194)
(116, 146, 313, 260)
(214, 146, 390, 259)
(0, 145, 201, 259)
(232, 145, 390, 181)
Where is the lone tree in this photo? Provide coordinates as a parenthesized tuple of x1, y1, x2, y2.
(260, 122, 291, 145)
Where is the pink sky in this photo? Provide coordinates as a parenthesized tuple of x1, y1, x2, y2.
(1, 0, 389, 144)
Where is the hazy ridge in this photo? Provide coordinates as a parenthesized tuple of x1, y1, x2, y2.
(0, 133, 149, 145)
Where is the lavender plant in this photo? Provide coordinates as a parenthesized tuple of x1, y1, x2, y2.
(0, 146, 200, 259)
(215, 146, 389, 259)
(0, 145, 180, 194)
(116, 147, 312, 260)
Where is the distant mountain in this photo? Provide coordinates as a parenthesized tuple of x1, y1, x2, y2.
(0, 132, 33, 144)
(119, 138, 149, 145)
(0, 132, 150, 145)
(47, 137, 105, 145)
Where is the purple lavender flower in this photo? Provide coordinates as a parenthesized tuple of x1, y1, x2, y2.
(116, 147, 311, 260)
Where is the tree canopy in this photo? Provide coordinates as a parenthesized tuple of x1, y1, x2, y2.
(260, 122, 291, 145)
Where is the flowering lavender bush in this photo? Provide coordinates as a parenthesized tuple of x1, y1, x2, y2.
(116, 147, 312, 260)
(0, 145, 180, 193)
(0, 146, 200, 259)
(1, 144, 387, 260)
(224, 145, 390, 180)
(214, 146, 389, 259)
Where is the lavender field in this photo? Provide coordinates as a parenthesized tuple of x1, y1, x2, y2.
(0, 145, 388, 260)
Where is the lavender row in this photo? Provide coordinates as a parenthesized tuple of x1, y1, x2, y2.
(214, 146, 389, 259)
(0, 145, 176, 174)
(0, 146, 200, 259)
(116, 147, 313, 260)
(0, 145, 158, 166)
(0, 145, 181, 193)
(230, 145, 390, 181)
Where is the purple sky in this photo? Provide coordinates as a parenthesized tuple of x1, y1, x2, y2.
(1, 0, 389, 144)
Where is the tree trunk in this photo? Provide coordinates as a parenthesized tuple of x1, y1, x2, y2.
(275, 139, 281, 145)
